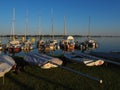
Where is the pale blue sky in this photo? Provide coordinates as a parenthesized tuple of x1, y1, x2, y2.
(0, 0, 120, 36)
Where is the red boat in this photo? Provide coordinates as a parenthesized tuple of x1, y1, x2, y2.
(7, 39, 21, 53)
(60, 36, 75, 51)
(8, 46, 21, 53)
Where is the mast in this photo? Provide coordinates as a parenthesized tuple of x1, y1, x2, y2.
(64, 16, 67, 36)
(88, 16, 91, 39)
(11, 8, 15, 40)
(25, 9, 28, 41)
(51, 8, 54, 40)
(38, 16, 41, 39)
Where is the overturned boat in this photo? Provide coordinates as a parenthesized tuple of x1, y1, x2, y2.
(0, 55, 15, 77)
(0, 55, 15, 84)
(24, 53, 103, 83)
(24, 53, 63, 69)
(64, 52, 104, 66)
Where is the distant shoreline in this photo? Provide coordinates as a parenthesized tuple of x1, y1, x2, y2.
(0, 35, 120, 37)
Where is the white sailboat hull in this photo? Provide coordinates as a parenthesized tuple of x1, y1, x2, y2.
(0, 55, 15, 77)
(24, 53, 63, 69)
(64, 52, 104, 66)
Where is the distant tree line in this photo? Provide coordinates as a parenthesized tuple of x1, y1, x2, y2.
(0, 34, 120, 37)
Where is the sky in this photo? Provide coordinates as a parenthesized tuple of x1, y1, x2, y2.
(0, 0, 120, 36)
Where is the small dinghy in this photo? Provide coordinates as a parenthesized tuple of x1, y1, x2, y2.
(24, 53, 63, 69)
(64, 52, 104, 66)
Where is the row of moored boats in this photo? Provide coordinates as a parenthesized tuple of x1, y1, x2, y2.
(0, 35, 98, 54)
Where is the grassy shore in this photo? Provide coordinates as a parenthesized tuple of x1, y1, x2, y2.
(0, 56, 120, 90)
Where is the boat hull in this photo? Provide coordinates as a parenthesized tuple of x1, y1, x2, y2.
(64, 52, 104, 66)
(8, 47, 21, 53)
(24, 53, 63, 69)
(0, 55, 15, 77)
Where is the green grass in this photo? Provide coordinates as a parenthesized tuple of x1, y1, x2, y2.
(0, 56, 120, 90)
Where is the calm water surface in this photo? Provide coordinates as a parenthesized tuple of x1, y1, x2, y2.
(88, 37, 120, 52)
(0, 37, 120, 55)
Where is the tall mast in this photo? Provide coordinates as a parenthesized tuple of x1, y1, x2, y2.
(25, 9, 28, 40)
(11, 8, 15, 40)
(51, 8, 54, 40)
(88, 16, 91, 38)
(38, 16, 41, 39)
(64, 16, 67, 36)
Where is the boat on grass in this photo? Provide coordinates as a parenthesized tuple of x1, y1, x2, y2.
(64, 52, 104, 66)
(0, 55, 15, 84)
(24, 53, 63, 69)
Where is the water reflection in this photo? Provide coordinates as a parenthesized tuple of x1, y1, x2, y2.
(0, 37, 119, 56)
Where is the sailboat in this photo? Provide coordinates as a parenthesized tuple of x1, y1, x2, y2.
(60, 16, 75, 51)
(7, 8, 21, 53)
(37, 16, 45, 51)
(21, 10, 33, 51)
(85, 16, 98, 48)
(44, 9, 60, 52)
(0, 55, 15, 84)
(0, 34, 2, 50)
(0, 42, 2, 50)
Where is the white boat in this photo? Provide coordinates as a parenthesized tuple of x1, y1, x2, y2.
(60, 35, 75, 50)
(7, 38, 21, 53)
(21, 39, 33, 50)
(60, 16, 75, 51)
(85, 38, 98, 48)
(24, 53, 63, 69)
(47, 39, 60, 50)
(84, 16, 98, 48)
(7, 8, 21, 53)
(64, 52, 104, 66)
(0, 41, 2, 50)
(0, 55, 15, 83)
(44, 9, 60, 51)
(37, 39, 45, 51)
(21, 10, 34, 51)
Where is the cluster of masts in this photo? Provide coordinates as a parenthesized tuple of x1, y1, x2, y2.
(0, 8, 98, 54)
(1, 8, 94, 37)
(0, 9, 120, 86)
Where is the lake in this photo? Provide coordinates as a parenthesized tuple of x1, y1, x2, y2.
(0, 36, 120, 55)
(42, 36, 120, 52)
